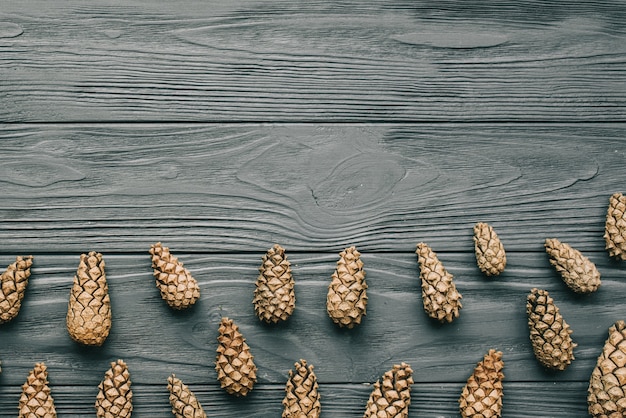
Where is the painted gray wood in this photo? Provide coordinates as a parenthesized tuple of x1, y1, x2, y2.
(1, 1, 625, 122)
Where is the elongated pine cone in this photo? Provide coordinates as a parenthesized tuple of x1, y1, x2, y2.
(19, 362, 56, 418)
(605, 193, 626, 260)
(459, 349, 504, 418)
(149, 242, 200, 310)
(253, 244, 296, 323)
(282, 359, 321, 418)
(168, 374, 207, 418)
(363, 362, 413, 418)
(588, 320, 626, 417)
(66, 252, 111, 346)
(545, 238, 601, 293)
(326, 246, 368, 328)
(0, 255, 33, 324)
(415, 243, 462, 323)
(216, 317, 257, 396)
(473, 223, 506, 276)
(527, 288, 576, 370)
(95, 360, 132, 418)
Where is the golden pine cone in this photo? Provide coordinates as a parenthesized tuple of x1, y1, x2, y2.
(95, 359, 132, 418)
(326, 246, 368, 328)
(66, 252, 111, 346)
(0, 255, 33, 324)
(415, 243, 462, 323)
(253, 244, 296, 323)
(282, 359, 321, 418)
(363, 362, 413, 418)
(473, 223, 506, 276)
(168, 374, 207, 418)
(588, 320, 626, 417)
(19, 362, 56, 418)
(215, 317, 257, 396)
(149, 242, 200, 310)
(527, 288, 576, 370)
(605, 193, 626, 260)
(545, 238, 601, 293)
(459, 349, 504, 418)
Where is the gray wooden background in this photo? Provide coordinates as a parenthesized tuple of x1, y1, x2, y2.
(1, 0, 625, 416)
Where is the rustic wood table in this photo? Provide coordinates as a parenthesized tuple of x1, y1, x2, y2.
(1, 1, 625, 416)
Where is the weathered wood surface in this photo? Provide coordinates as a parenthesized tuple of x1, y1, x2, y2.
(1, 0, 626, 122)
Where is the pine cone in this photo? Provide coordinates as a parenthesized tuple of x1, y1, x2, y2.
(473, 223, 506, 276)
(149, 242, 200, 310)
(215, 317, 257, 396)
(19, 362, 56, 418)
(168, 374, 207, 418)
(95, 360, 132, 418)
(363, 362, 413, 418)
(527, 288, 576, 370)
(253, 244, 296, 323)
(415, 243, 462, 323)
(459, 349, 504, 418)
(326, 246, 368, 328)
(545, 238, 601, 293)
(282, 359, 321, 418)
(588, 321, 626, 417)
(605, 193, 626, 260)
(66, 252, 111, 346)
(0, 255, 33, 324)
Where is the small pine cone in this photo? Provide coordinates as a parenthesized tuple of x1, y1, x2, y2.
(326, 246, 368, 328)
(149, 242, 200, 310)
(545, 238, 601, 293)
(415, 243, 462, 323)
(19, 362, 56, 418)
(526, 288, 576, 370)
(253, 244, 296, 323)
(588, 320, 626, 417)
(215, 317, 257, 396)
(66, 252, 111, 346)
(363, 362, 413, 418)
(605, 193, 626, 260)
(282, 359, 321, 418)
(0, 255, 33, 324)
(168, 374, 207, 418)
(459, 349, 504, 418)
(95, 360, 132, 418)
(473, 223, 506, 276)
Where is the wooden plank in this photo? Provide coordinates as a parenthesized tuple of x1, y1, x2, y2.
(1, 1, 625, 122)
(0, 123, 624, 253)
(0, 253, 623, 388)
(0, 382, 590, 417)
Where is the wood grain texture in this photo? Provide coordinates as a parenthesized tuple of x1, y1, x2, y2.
(1, 0, 625, 122)
(0, 123, 624, 253)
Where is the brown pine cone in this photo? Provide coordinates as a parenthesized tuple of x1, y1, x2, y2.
(588, 320, 626, 417)
(0, 255, 33, 324)
(363, 362, 413, 418)
(95, 359, 132, 418)
(215, 317, 257, 396)
(473, 222, 506, 276)
(168, 374, 207, 418)
(605, 192, 626, 260)
(545, 238, 601, 293)
(19, 362, 56, 418)
(527, 288, 576, 370)
(326, 246, 368, 328)
(149, 242, 200, 310)
(459, 349, 504, 418)
(253, 244, 296, 323)
(66, 252, 112, 346)
(282, 359, 321, 418)
(415, 243, 462, 323)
